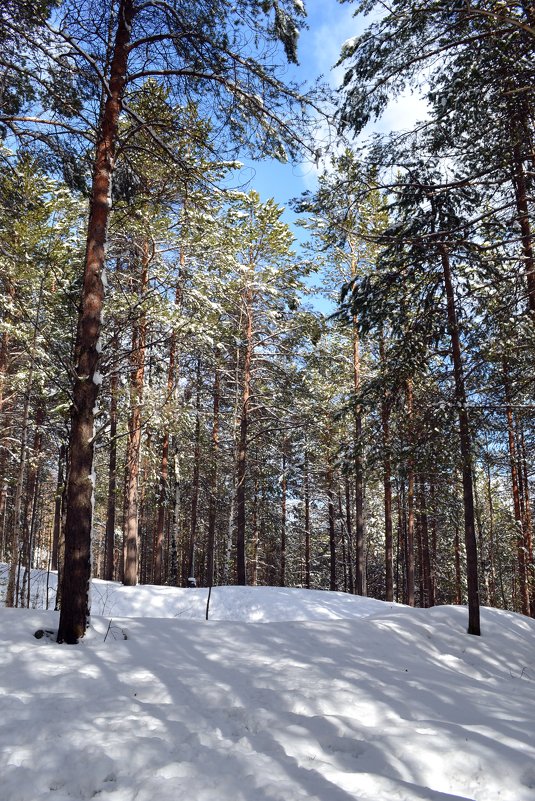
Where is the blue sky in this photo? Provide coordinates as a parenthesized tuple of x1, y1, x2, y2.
(237, 0, 427, 232)
(237, 0, 356, 211)
(234, 0, 428, 312)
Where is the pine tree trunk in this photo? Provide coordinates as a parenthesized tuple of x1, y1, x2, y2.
(454, 526, 462, 605)
(123, 239, 149, 586)
(380, 337, 394, 602)
(419, 479, 432, 608)
(55, 453, 69, 611)
(58, 0, 135, 643)
(236, 286, 253, 586)
(344, 476, 354, 594)
(396, 481, 404, 603)
(353, 313, 366, 595)
(429, 481, 437, 607)
(6, 278, 44, 607)
(187, 360, 202, 585)
(440, 244, 480, 635)
(304, 447, 311, 590)
(51, 444, 66, 573)
(502, 361, 529, 613)
(104, 337, 118, 582)
(0, 313, 11, 560)
(406, 379, 415, 607)
(327, 455, 337, 591)
(250, 478, 259, 585)
(154, 265, 183, 584)
(206, 357, 220, 591)
(511, 124, 535, 311)
(339, 489, 348, 592)
(520, 432, 534, 614)
(485, 458, 498, 607)
(280, 441, 287, 587)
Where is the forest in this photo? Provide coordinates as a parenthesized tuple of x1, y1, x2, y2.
(0, 0, 534, 642)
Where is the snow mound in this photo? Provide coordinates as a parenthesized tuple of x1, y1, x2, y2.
(1, 576, 535, 801)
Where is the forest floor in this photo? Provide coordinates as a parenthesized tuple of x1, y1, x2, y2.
(1, 567, 534, 801)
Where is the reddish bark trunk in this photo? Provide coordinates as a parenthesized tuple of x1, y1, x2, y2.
(236, 285, 253, 586)
(327, 456, 337, 591)
(353, 311, 366, 595)
(441, 244, 480, 635)
(380, 337, 394, 602)
(52, 444, 66, 572)
(187, 360, 202, 584)
(304, 447, 311, 590)
(406, 379, 415, 607)
(344, 475, 354, 594)
(123, 240, 150, 586)
(58, 0, 135, 643)
(206, 356, 220, 591)
(503, 362, 529, 614)
(104, 335, 118, 582)
(280, 441, 287, 587)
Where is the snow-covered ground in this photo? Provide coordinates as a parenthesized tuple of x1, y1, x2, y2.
(1, 569, 535, 801)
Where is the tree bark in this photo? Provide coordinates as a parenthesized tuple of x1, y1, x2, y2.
(304, 447, 311, 589)
(454, 525, 462, 605)
(520, 431, 534, 614)
(380, 336, 394, 602)
(353, 310, 366, 595)
(58, 0, 135, 643)
(440, 244, 480, 635)
(6, 277, 44, 607)
(510, 117, 535, 311)
(327, 455, 337, 591)
(206, 355, 220, 591)
(344, 475, 354, 594)
(280, 440, 287, 587)
(236, 284, 253, 586)
(51, 444, 66, 572)
(154, 261, 183, 584)
(123, 239, 150, 586)
(406, 379, 415, 607)
(419, 479, 433, 608)
(104, 334, 118, 582)
(503, 361, 529, 614)
(187, 359, 202, 585)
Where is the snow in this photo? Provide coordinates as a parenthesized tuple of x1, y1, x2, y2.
(1, 570, 535, 801)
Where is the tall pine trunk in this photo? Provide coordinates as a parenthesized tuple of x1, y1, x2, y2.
(206, 356, 220, 591)
(58, 0, 135, 643)
(303, 447, 311, 589)
(280, 440, 287, 587)
(327, 453, 337, 591)
(352, 307, 366, 595)
(236, 285, 253, 586)
(503, 360, 530, 614)
(405, 379, 415, 607)
(440, 244, 480, 635)
(380, 336, 394, 602)
(123, 240, 149, 586)
(104, 334, 118, 582)
(51, 444, 66, 572)
(187, 360, 202, 584)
